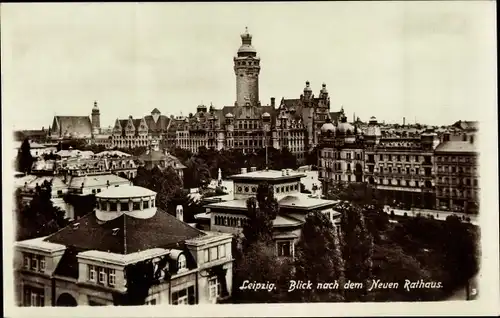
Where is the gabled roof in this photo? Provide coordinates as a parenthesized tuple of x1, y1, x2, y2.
(45, 209, 205, 254)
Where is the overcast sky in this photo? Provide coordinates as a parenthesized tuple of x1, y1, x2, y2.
(1, 2, 496, 130)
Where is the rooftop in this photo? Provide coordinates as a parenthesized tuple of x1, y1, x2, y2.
(45, 208, 205, 254)
(96, 184, 156, 199)
(435, 141, 477, 154)
(230, 169, 306, 181)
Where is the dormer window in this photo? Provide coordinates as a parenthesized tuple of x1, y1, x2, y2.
(178, 254, 187, 272)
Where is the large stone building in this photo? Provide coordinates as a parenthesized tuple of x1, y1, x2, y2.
(111, 108, 171, 149)
(14, 185, 233, 306)
(196, 167, 340, 258)
(167, 28, 342, 163)
(434, 137, 479, 213)
(318, 115, 481, 213)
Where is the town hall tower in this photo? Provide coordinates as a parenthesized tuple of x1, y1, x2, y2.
(234, 27, 260, 106)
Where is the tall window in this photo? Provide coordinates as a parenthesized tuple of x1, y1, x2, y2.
(204, 249, 210, 263)
(172, 286, 195, 305)
(23, 286, 44, 307)
(218, 244, 226, 259)
(178, 254, 187, 271)
(89, 265, 97, 282)
(108, 269, 116, 287)
(277, 241, 292, 257)
(210, 247, 218, 261)
(209, 277, 222, 300)
(98, 268, 107, 284)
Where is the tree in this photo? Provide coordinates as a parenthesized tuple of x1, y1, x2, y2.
(16, 139, 34, 174)
(441, 216, 479, 295)
(232, 239, 294, 303)
(368, 244, 445, 301)
(242, 182, 278, 249)
(337, 202, 374, 301)
(132, 166, 184, 212)
(63, 194, 96, 220)
(184, 157, 211, 189)
(294, 211, 344, 302)
(16, 180, 69, 241)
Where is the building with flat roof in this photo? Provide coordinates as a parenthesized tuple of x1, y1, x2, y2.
(14, 184, 233, 306)
(197, 167, 340, 258)
(434, 139, 479, 213)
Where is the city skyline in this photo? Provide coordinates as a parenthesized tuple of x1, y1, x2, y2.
(2, 2, 496, 130)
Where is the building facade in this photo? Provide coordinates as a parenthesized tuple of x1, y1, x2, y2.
(317, 115, 478, 212)
(111, 108, 172, 149)
(166, 29, 342, 163)
(14, 185, 234, 306)
(197, 167, 340, 258)
(434, 137, 479, 213)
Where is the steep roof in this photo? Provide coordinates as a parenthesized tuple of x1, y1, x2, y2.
(435, 141, 477, 154)
(45, 209, 205, 254)
(52, 116, 92, 137)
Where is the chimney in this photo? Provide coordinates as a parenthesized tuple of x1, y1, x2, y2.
(176, 205, 184, 222)
(282, 169, 286, 176)
(403, 117, 406, 126)
(241, 167, 247, 174)
(250, 166, 257, 172)
(271, 97, 275, 108)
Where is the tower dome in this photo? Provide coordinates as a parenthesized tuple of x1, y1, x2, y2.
(304, 81, 312, 93)
(92, 101, 99, 113)
(321, 117, 335, 134)
(320, 83, 328, 94)
(95, 185, 157, 222)
(336, 115, 354, 135)
(237, 27, 257, 56)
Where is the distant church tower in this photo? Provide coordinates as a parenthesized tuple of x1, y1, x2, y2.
(234, 27, 260, 107)
(91, 101, 101, 135)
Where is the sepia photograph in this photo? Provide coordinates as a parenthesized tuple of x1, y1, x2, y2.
(2, 1, 498, 317)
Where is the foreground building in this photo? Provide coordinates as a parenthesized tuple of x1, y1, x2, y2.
(197, 167, 340, 258)
(14, 185, 233, 306)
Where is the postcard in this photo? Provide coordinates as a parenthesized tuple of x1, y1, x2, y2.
(2, 2, 498, 317)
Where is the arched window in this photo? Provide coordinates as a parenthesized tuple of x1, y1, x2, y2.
(178, 254, 187, 271)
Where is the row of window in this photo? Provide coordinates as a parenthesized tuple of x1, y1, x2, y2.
(214, 215, 248, 228)
(23, 253, 46, 273)
(112, 134, 151, 139)
(437, 166, 477, 174)
(236, 61, 259, 66)
(438, 177, 478, 186)
(88, 265, 116, 287)
(98, 199, 155, 212)
(436, 155, 476, 163)
(436, 188, 478, 198)
(374, 179, 431, 188)
(202, 245, 227, 264)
